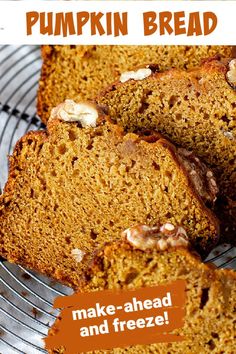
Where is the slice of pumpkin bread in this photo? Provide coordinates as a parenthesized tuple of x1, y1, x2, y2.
(48, 224, 236, 354)
(37, 45, 234, 124)
(97, 57, 236, 242)
(0, 101, 219, 287)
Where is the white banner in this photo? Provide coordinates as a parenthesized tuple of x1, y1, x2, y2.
(0, 1, 235, 45)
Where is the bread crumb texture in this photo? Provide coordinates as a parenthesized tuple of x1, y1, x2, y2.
(0, 118, 218, 287)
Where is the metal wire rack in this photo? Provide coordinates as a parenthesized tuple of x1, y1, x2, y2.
(0, 45, 73, 354)
(0, 45, 235, 354)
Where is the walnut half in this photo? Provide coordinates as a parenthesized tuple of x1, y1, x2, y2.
(123, 223, 189, 251)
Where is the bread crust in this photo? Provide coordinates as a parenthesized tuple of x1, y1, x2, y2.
(98, 56, 230, 98)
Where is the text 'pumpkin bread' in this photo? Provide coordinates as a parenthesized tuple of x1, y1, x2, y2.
(0, 101, 219, 287)
(37, 45, 234, 124)
(97, 57, 236, 242)
(48, 224, 236, 354)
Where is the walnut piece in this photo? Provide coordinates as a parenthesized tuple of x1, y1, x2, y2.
(71, 248, 86, 262)
(221, 129, 235, 141)
(50, 99, 98, 127)
(123, 223, 189, 251)
(120, 68, 152, 83)
(226, 59, 236, 89)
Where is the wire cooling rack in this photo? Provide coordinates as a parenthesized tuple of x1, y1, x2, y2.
(0, 45, 236, 354)
(0, 46, 73, 354)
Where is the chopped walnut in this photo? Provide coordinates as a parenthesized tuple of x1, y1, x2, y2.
(226, 59, 236, 89)
(71, 248, 86, 262)
(221, 129, 235, 141)
(120, 68, 152, 83)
